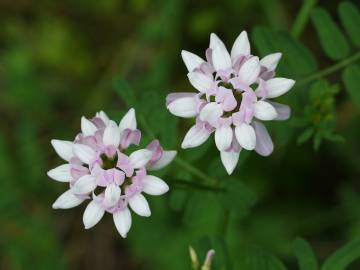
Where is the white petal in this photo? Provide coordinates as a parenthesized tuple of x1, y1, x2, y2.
(268, 101, 291, 121)
(260, 52, 282, 71)
(238, 56, 260, 85)
(167, 96, 198, 118)
(52, 189, 84, 209)
(103, 120, 121, 147)
(231, 31, 250, 61)
(81, 116, 97, 136)
(51, 140, 74, 162)
(181, 50, 205, 72)
(215, 125, 233, 151)
(104, 184, 121, 207)
(119, 108, 137, 131)
(83, 200, 105, 229)
(113, 208, 132, 238)
(181, 125, 211, 149)
(96, 110, 110, 125)
(220, 151, 240, 175)
(235, 123, 256, 150)
(129, 149, 153, 168)
(73, 144, 96, 164)
(199, 102, 223, 126)
(47, 164, 71, 182)
(265, 78, 295, 98)
(210, 33, 226, 50)
(72, 175, 97, 195)
(143, 175, 169, 195)
(147, 150, 177, 171)
(254, 101, 278, 121)
(128, 194, 151, 217)
(212, 41, 232, 71)
(188, 72, 214, 93)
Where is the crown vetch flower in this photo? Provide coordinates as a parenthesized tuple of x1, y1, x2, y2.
(166, 31, 295, 174)
(48, 109, 176, 237)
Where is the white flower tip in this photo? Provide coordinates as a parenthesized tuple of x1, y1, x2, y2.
(266, 77, 296, 98)
(254, 101, 278, 121)
(181, 125, 211, 149)
(221, 151, 240, 175)
(83, 201, 105, 230)
(52, 202, 59, 209)
(81, 116, 97, 136)
(113, 209, 132, 238)
(143, 175, 169, 195)
(235, 124, 256, 151)
(51, 139, 74, 161)
(47, 164, 71, 182)
(260, 52, 282, 71)
(167, 97, 197, 118)
(103, 120, 121, 147)
(128, 194, 151, 217)
(231, 31, 250, 59)
(129, 149, 153, 168)
(119, 108, 137, 131)
(73, 144, 96, 164)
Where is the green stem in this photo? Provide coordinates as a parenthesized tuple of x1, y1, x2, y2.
(169, 179, 225, 193)
(174, 157, 217, 185)
(297, 51, 360, 87)
(217, 209, 230, 237)
(291, 0, 318, 39)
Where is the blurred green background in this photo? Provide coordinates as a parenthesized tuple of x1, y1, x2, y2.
(1, 0, 360, 269)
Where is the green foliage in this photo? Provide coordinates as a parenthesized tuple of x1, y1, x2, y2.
(244, 248, 287, 270)
(297, 79, 342, 150)
(338, 2, 360, 48)
(219, 178, 257, 217)
(343, 64, 360, 108)
(1, 0, 360, 269)
(293, 238, 319, 270)
(321, 239, 360, 270)
(311, 8, 350, 60)
(252, 26, 317, 78)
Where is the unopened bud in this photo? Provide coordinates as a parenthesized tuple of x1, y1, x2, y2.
(201, 249, 215, 270)
(189, 246, 200, 269)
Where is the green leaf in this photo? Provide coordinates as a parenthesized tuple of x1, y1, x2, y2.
(338, 1, 360, 47)
(252, 26, 317, 78)
(343, 65, 360, 107)
(292, 238, 318, 270)
(297, 128, 314, 145)
(322, 238, 360, 270)
(219, 178, 257, 217)
(311, 7, 350, 60)
(244, 247, 287, 270)
(113, 78, 137, 107)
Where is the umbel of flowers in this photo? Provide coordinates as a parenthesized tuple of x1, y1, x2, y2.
(166, 31, 295, 174)
(48, 109, 176, 237)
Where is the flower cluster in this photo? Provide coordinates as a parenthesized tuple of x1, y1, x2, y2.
(48, 109, 176, 237)
(166, 31, 295, 174)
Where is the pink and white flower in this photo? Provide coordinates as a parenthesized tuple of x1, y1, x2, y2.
(48, 109, 176, 237)
(167, 31, 295, 174)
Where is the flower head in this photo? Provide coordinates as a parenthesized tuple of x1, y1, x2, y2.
(48, 109, 176, 237)
(167, 31, 295, 174)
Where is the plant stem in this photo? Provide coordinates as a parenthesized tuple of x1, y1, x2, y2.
(297, 51, 360, 87)
(169, 179, 225, 193)
(217, 209, 230, 237)
(174, 157, 217, 185)
(291, 0, 318, 39)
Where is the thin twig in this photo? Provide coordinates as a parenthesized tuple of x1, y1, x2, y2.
(297, 51, 360, 87)
(291, 0, 318, 39)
